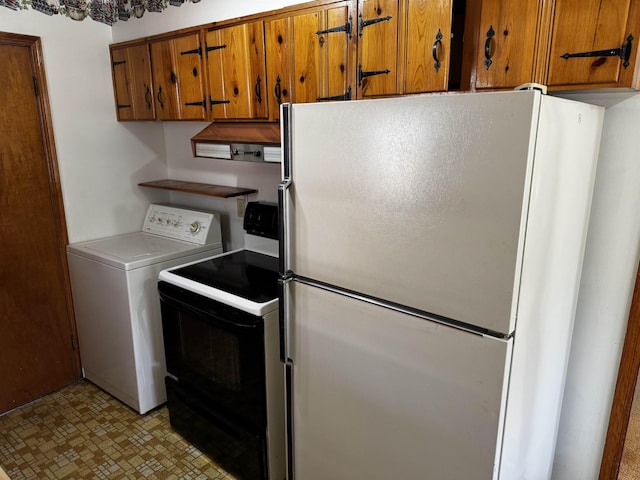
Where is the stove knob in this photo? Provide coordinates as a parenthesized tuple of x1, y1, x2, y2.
(189, 221, 201, 234)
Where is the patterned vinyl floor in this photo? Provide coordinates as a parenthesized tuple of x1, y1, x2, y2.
(0, 381, 236, 479)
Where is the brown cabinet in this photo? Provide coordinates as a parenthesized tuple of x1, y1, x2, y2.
(206, 22, 269, 120)
(150, 32, 207, 121)
(357, 0, 455, 98)
(469, 0, 543, 90)
(546, 0, 640, 90)
(404, 0, 454, 93)
(265, 1, 356, 121)
(110, 44, 155, 121)
(357, 0, 400, 97)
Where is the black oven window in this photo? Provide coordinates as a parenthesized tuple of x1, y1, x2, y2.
(179, 312, 243, 391)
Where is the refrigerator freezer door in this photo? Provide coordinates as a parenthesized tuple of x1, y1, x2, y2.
(286, 91, 541, 335)
(288, 281, 512, 480)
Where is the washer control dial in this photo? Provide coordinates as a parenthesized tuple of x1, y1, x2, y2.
(189, 221, 201, 234)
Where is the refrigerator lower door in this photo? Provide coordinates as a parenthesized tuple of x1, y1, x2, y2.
(287, 281, 513, 480)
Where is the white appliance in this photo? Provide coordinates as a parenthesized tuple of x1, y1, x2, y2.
(279, 91, 604, 479)
(66, 204, 223, 414)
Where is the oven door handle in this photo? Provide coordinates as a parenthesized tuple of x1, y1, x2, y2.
(159, 284, 263, 330)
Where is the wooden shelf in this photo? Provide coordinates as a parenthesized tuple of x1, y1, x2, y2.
(138, 180, 257, 198)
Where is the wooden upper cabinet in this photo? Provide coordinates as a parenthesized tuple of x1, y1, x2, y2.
(265, 17, 292, 120)
(150, 32, 206, 121)
(110, 44, 154, 121)
(472, 0, 542, 90)
(294, 5, 354, 103)
(357, 0, 400, 97)
(266, 2, 355, 121)
(546, 0, 640, 89)
(404, 0, 453, 93)
(206, 22, 269, 120)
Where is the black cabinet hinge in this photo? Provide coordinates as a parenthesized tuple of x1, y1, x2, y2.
(32, 76, 39, 97)
(561, 35, 634, 68)
(358, 12, 392, 37)
(71, 334, 78, 350)
(185, 98, 206, 108)
(317, 86, 352, 102)
(180, 44, 203, 57)
(204, 42, 227, 59)
(357, 64, 390, 86)
(316, 15, 353, 40)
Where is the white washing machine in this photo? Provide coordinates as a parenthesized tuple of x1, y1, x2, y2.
(67, 204, 223, 414)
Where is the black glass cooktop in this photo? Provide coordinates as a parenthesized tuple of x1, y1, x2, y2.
(170, 250, 279, 303)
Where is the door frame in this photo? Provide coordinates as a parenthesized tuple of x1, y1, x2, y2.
(599, 265, 640, 479)
(0, 32, 81, 377)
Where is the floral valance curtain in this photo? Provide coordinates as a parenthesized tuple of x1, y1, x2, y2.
(0, 0, 201, 25)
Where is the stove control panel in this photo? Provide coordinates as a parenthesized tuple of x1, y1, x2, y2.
(142, 204, 222, 245)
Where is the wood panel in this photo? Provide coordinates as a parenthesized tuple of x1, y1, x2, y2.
(207, 22, 268, 120)
(474, 0, 540, 89)
(0, 33, 80, 414)
(358, 0, 399, 97)
(404, 0, 452, 93)
(325, 6, 351, 98)
(265, 17, 292, 121)
(151, 33, 206, 120)
(293, 11, 321, 103)
(172, 33, 206, 120)
(547, 0, 633, 88)
(111, 44, 154, 121)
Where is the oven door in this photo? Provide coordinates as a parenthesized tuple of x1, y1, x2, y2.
(158, 281, 267, 433)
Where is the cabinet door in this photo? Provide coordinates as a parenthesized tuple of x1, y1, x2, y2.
(151, 33, 206, 120)
(206, 22, 268, 120)
(294, 6, 353, 103)
(265, 17, 293, 121)
(110, 44, 154, 121)
(404, 0, 453, 93)
(357, 0, 399, 97)
(474, 0, 541, 89)
(546, 0, 638, 88)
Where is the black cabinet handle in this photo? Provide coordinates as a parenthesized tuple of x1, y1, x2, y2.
(432, 28, 443, 73)
(275, 75, 282, 105)
(484, 25, 495, 69)
(144, 84, 151, 109)
(255, 75, 262, 104)
(157, 86, 164, 110)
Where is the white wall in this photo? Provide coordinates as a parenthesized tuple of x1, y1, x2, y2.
(111, 0, 307, 42)
(0, 10, 169, 243)
(552, 93, 640, 479)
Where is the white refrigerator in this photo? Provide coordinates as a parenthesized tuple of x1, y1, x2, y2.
(278, 90, 603, 480)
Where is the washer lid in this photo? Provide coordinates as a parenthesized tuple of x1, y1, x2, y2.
(67, 232, 223, 270)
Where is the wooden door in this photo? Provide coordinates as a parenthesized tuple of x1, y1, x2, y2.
(206, 22, 268, 120)
(151, 33, 206, 120)
(473, 0, 541, 89)
(547, 0, 639, 89)
(265, 17, 293, 121)
(0, 33, 80, 414)
(110, 44, 155, 121)
(404, 0, 453, 93)
(357, 0, 400, 97)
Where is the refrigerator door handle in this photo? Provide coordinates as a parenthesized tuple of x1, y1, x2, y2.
(278, 276, 293, 362)
(279, 102, 293, 276)
(278, 179, 291, 276)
